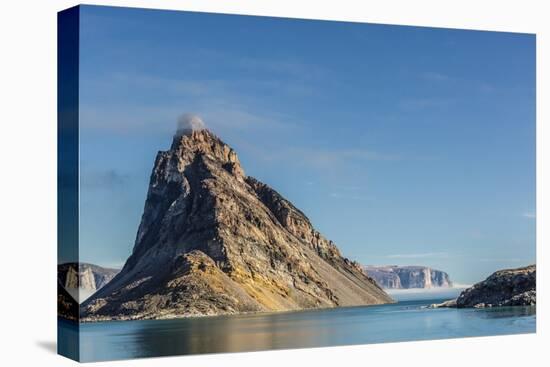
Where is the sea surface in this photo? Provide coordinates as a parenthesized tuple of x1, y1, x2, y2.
(59, 289, 536, 362)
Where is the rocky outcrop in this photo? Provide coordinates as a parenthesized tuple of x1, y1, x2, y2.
(364, 265, 452, 289)
(433, 265, 535, 308)
(58, 263, 120, 302)
(58, 280, 78, 321)
(82, 126, 392, 321)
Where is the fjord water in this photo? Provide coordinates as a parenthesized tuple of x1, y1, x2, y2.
(63, 290, 536, 362)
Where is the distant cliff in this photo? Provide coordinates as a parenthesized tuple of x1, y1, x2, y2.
(364, 265, 452, 289)
(58, 263, 120, 302)
(434, 264, 535, 308)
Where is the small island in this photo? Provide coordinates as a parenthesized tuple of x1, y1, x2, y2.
(432, 264, 535, 308)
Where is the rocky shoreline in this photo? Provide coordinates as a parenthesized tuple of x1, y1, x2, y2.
(431, 264, 535, 309)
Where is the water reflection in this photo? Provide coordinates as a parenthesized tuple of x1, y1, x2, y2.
(475, 305, 536, 319)
(129, 308, 354, 357)
(75, 299, 536, 362)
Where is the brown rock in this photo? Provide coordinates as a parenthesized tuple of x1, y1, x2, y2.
(82, 129, 393, 321)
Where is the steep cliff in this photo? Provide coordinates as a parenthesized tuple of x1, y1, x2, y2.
(82, 126, 392, 321)
(364, 265, 452, 289)
(58, 263, 120, 302)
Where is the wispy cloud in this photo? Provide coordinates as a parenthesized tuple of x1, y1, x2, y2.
(419, 70, 497, 94)
(237, 57, 328, 80)
(77, 44, 336, 137)
(385, 252, 449, 259)
(421, 71, 452, 82)
(478, 82, 497, 93)
(284, 147, 401, 169)
(329, 192, 375, 201)
(81, 170, 130, 190)
(81, 103, 296, 137)
(399, 97, 455, 110)
(476, 258, 527, 263)
(327, 184, 376, 201)
(80, 70, 303, 136)
(469, 229, 485, 240)
(236, 143, 402, 171)
(522, 212, 536, 219)
(108, 72, 213, 97)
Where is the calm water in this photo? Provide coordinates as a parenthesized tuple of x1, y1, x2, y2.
(59, 294, 536, 362)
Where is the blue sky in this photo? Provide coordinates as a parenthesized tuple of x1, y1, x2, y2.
(75, 5, 535, 285)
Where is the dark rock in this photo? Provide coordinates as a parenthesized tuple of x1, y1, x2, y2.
(434, 264, 535, 308)
(58, 280, 78, 321)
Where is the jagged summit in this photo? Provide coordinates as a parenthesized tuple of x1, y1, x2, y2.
(82, 119, 392, 321)
(169, 127, 245, 178)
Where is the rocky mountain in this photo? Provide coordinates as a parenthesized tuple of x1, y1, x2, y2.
(82, 124, 392, 321)
(364, 265, 452, 289)
(58, 263, 119, 302)
(434, 264, 535, 308)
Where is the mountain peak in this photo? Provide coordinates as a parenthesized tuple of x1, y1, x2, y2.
(170, 126, 245, 178)
(82, 124, 392, 321)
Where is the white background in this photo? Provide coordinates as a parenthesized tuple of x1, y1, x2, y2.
(0, 0, 547, 366)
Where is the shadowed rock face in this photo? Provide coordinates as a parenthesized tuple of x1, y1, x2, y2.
(432, 265, 536, 309)
(364, 265, 452, 289)
(454, 265, 536, 308)
(82, 129, 393, 321)
(58, 281, 78, 321)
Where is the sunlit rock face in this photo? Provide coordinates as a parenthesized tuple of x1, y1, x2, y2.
(81, 125, 393, 321)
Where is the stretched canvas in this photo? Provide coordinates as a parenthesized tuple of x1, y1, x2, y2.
(58, 5, 536, 362)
